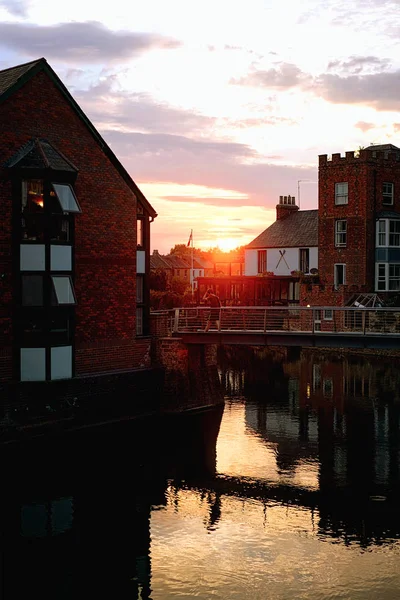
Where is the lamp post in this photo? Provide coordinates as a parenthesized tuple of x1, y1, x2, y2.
(297, 180, 317, 209)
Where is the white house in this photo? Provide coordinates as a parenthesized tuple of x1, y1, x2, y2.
(245, 195, 318, 277)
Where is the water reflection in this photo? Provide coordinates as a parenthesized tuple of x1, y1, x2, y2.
(2, 349, 400, 599)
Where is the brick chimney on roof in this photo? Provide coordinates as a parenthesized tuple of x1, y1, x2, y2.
(276, 195, 299, 221)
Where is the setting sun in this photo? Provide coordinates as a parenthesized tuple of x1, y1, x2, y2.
(214, 238, 242, 252)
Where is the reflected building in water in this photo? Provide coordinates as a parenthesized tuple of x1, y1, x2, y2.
(219, 346, 400, 497)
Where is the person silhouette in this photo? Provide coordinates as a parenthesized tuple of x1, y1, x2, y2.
(203, 288, 221, 331)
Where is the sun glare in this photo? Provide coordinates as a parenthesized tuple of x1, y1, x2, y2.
(215, 238, 241, 252)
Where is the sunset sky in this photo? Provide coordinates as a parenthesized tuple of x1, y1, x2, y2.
(1, 0, 400, 252)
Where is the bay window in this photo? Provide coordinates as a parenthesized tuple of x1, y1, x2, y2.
(376, 263, 400, 291)
(376, 219, 400, 247)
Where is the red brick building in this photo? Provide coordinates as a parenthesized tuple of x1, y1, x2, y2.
(0, 58, 157, 386)
(316, 145, 400, 299)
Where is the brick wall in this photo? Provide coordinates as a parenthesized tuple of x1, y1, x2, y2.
(318, 150, 400, 293)
(76, 338, 151, 376)
(0, 67, 149, 378)
(156, 338, 223, 411)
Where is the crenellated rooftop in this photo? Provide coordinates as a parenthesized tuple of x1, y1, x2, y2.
(319, 144, 400, 166)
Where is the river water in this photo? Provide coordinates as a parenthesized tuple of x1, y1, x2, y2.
(3, 348, 400, 599)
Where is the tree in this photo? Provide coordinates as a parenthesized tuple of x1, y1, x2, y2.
(169, 244, 192, 257)
(170, 276, 188, 295)
(149, 268, 168, 292)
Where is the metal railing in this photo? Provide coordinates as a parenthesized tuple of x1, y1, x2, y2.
(164, 306, 400, 336)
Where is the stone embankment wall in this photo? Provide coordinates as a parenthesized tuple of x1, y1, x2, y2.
(150, 311, 224, 412)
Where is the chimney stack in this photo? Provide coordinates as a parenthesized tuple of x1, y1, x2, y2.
(276, 194, 299, 220)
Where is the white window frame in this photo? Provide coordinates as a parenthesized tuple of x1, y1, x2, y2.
(335, 182, 348, 205)
(389, 221, 400, 247)
(375, 263, 400, 291)
(376, 219, 400, 247)
(335, 220, 347, 247)
(377, 220, 386, 247)
(376, 263, 386, 291)
(383, 182, 394, 205)
(324, 309, 333, 320)
(334, 263, 346, 289)
(389, 264, 400, 291)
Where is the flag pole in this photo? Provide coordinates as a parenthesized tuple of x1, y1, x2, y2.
(191, 229, 194, 298)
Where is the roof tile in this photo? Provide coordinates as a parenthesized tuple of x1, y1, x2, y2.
(0, 59, 43, 97)
(246, 210, 318, 249)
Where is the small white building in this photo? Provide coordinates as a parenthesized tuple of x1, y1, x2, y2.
(245, 195, 318, 277)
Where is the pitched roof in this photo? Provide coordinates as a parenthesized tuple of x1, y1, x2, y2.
(0, 58, 157, 218)
(150, 252, 207, 270)
(246, 209, 318, 249)
(0, 58, 42, 96)
(164, 255, 190, 269)
(150, 252, 172, 269)
(4, 138, 78, 171)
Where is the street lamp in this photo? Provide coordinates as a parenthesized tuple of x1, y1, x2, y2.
(297, 180, 317, 209)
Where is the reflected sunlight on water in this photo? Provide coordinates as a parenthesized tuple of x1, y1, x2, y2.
(5, 349, 400, 599)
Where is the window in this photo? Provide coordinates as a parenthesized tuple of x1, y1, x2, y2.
(389, 221, 400, 247)
(323, 378, 333, 397)
(383, 182, 394, 205)
(335, 220, 347, 247)
(136, 307, 143, 335)
(136, 275, 144, 303)
(22, 275, 44, 306)
(324, 309, 333, 320)
(389, 264, 400, 290)
(375, 263, 400, 291)
(313, 364, 321, 391)
(377, 264, 386, 291)
(335, 182, 348, 205)
(378, 220, 386, 246)
(50, 216, 70, 242)
(257, 250, 267, 273)
(50, 316, 72, 345)
(300, 248, 309, 273)
(376, 219, 400, 247)
(51, 276, 76, 305)
(314, 309, 322, 331)
(137, 218, 143, 247)
(21, 180, 45, 241)
(334, 264, 346, 288)
(51, 183, 81, 213)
